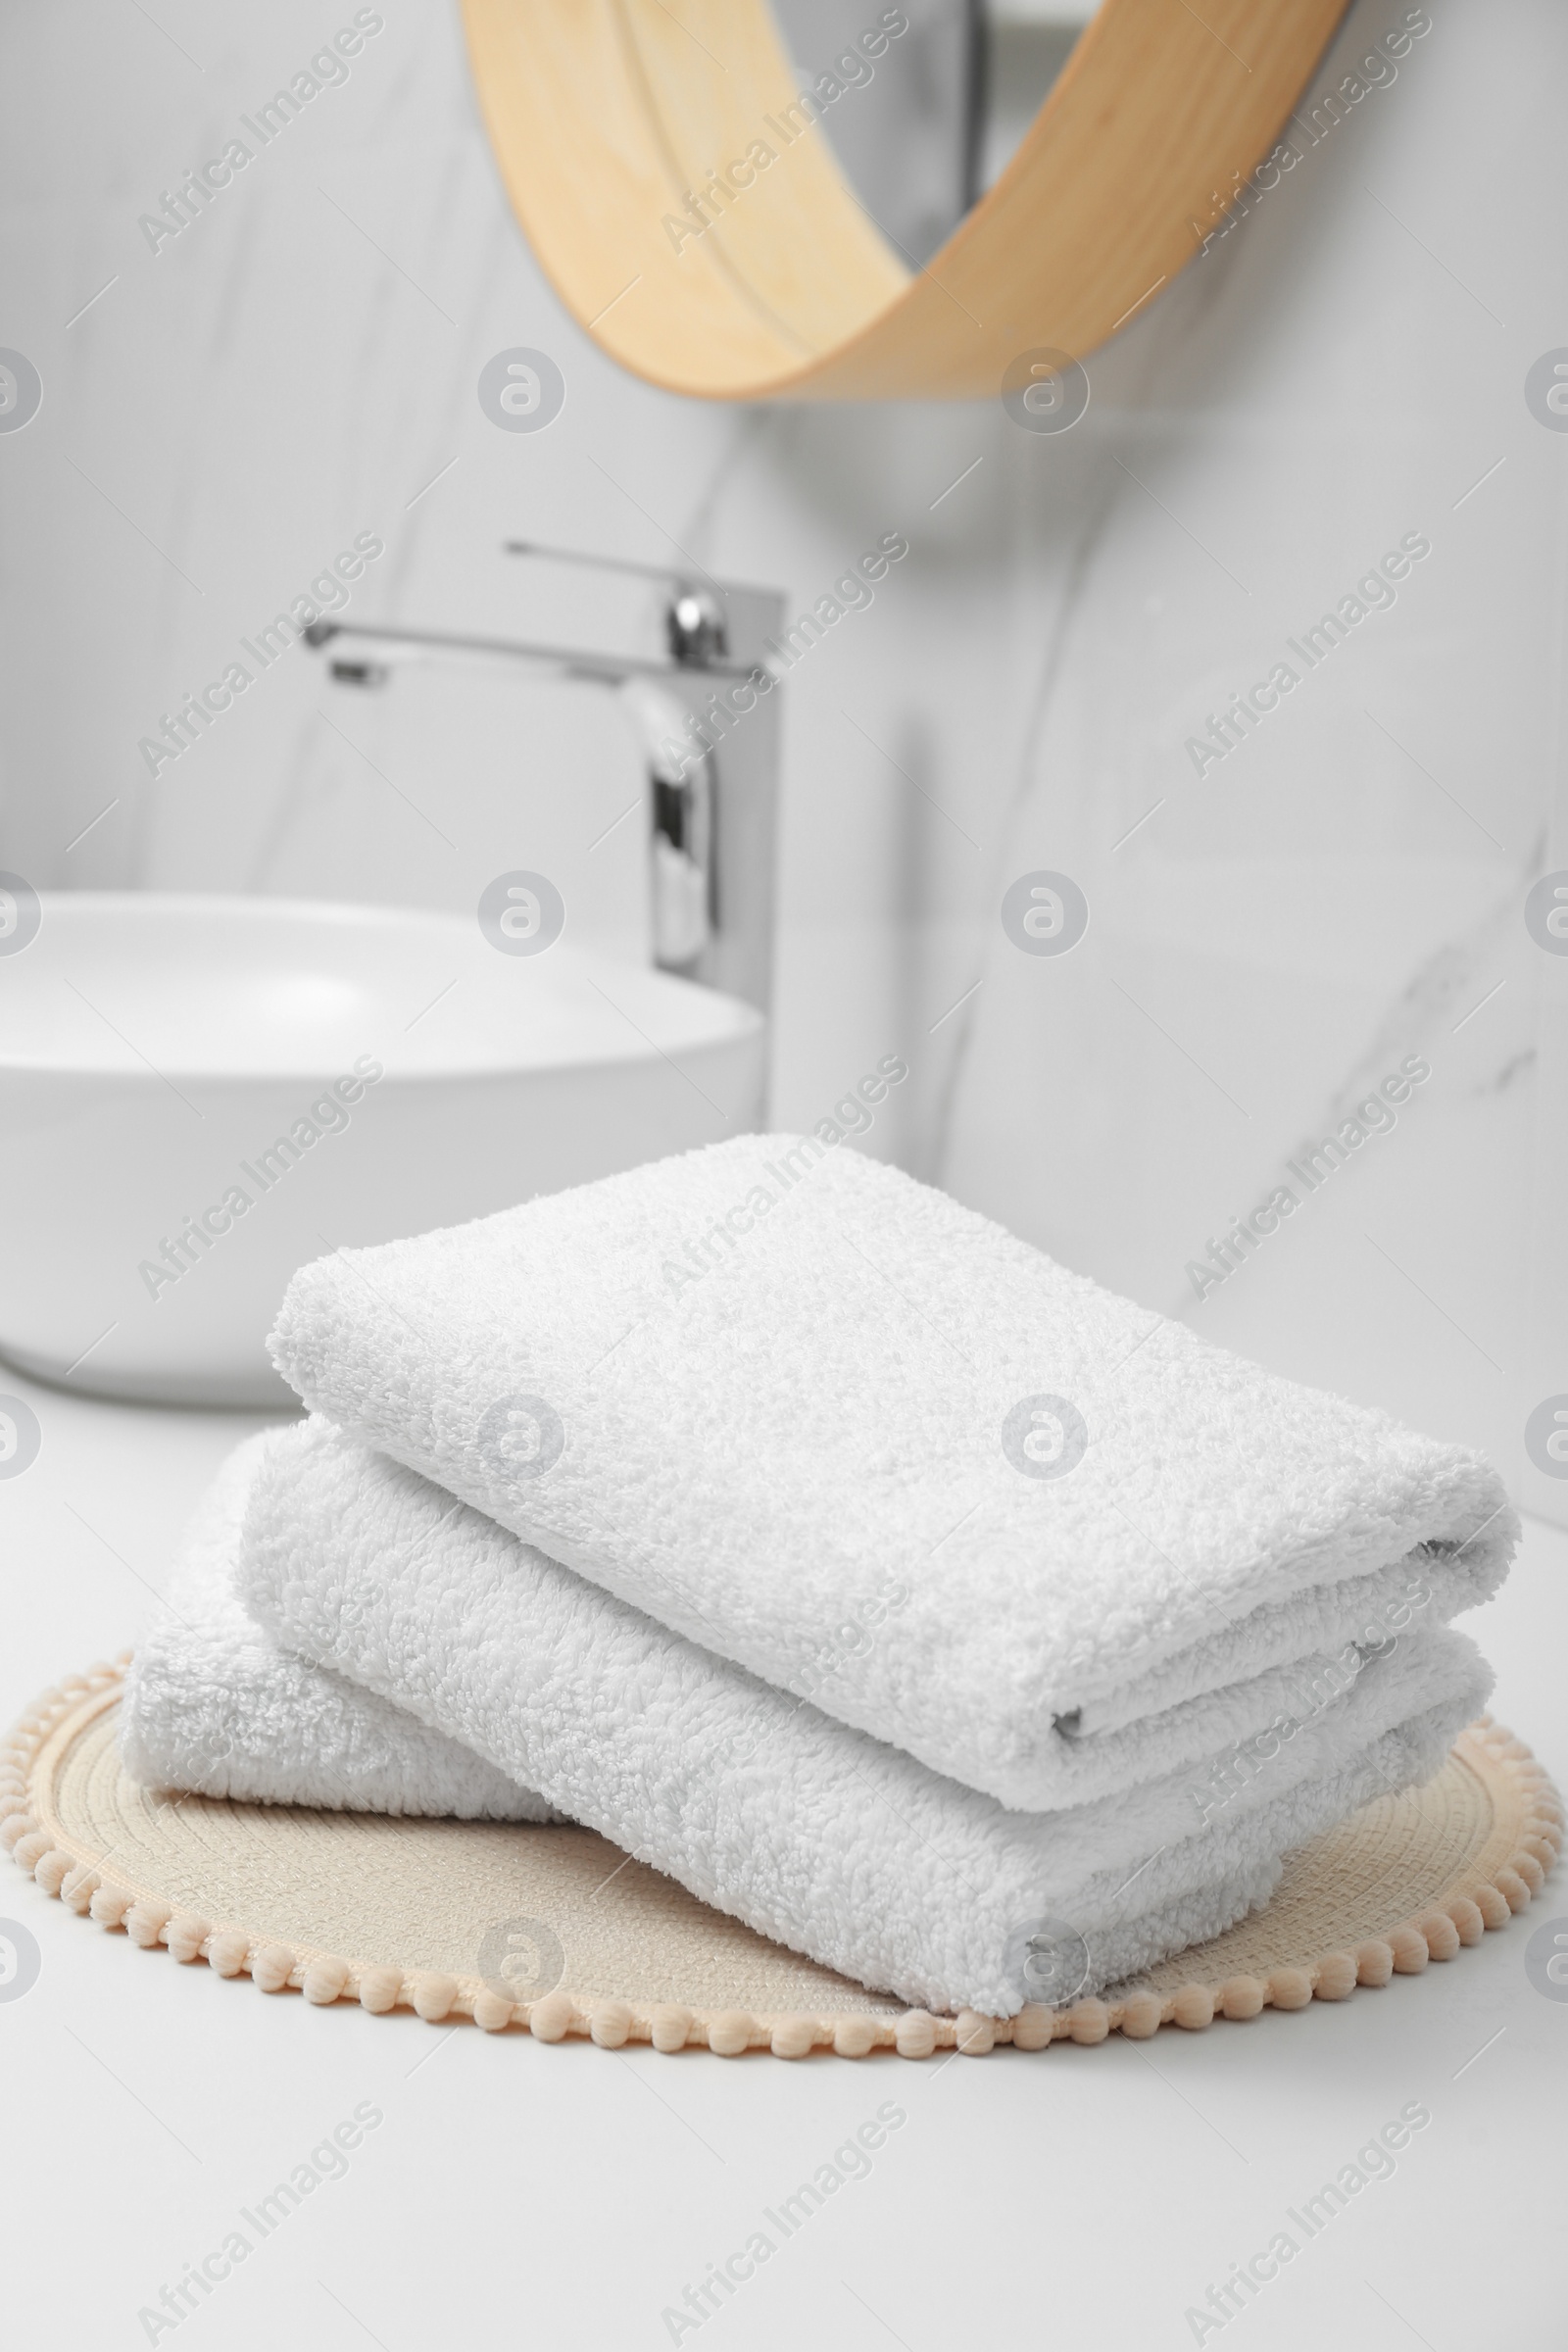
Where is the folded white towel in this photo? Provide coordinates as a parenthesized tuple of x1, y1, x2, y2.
(120, 1435, 553, 1823)
(231, 1420, 1489, 2015)
(269, 1136, 1515, 1810)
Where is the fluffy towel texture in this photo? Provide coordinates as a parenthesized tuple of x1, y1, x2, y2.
(233, 1419, 1490, 2015)
(269, 1136, 1516, 1809)
(121, 1435, 553, 1823)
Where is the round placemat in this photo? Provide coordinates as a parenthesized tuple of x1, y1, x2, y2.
(3, 1663, 1559, 2058)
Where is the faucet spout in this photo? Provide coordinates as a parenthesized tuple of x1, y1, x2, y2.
(301, 616, 749, 692)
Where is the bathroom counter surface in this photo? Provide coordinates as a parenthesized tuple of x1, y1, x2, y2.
(1, 1377, 1563, 2352)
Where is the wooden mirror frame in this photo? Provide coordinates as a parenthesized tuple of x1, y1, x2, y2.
(460, 0, 1350, 402)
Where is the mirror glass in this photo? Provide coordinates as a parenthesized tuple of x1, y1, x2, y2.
(770, 0, 1098, 267)
(978, 1, 1099, 192)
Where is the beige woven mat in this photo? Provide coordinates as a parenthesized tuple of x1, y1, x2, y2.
(3, 1664, 1560, 2058)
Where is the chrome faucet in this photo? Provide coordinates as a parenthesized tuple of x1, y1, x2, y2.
(304, 545, 784, 1018)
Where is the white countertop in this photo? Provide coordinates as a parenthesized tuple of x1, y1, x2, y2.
(2, 1374, 1564, 2352)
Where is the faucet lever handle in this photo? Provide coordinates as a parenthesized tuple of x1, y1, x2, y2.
(504, 540, 704, 588)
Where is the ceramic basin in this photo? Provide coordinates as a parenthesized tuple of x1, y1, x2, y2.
(0, 893, 764, 1405)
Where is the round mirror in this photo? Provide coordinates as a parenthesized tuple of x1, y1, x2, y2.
(459, 0, 1349, 399)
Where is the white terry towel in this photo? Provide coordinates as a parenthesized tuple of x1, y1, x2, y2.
(268, 1136, 1516, 1811)
(234, 1420, 1489, 2017)
(121, 1436, 553, 1823)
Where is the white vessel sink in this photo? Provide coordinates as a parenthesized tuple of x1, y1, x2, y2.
(0, 893, 764, 1404)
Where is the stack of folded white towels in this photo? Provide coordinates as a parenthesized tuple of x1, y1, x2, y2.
(122, 1137, 1515, 2017)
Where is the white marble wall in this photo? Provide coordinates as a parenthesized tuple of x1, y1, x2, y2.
(1, 0, 1563, 1514)
(940, 0, 1568, 1520)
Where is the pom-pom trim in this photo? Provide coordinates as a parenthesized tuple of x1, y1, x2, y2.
(3, 1673, 1558, 2058)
